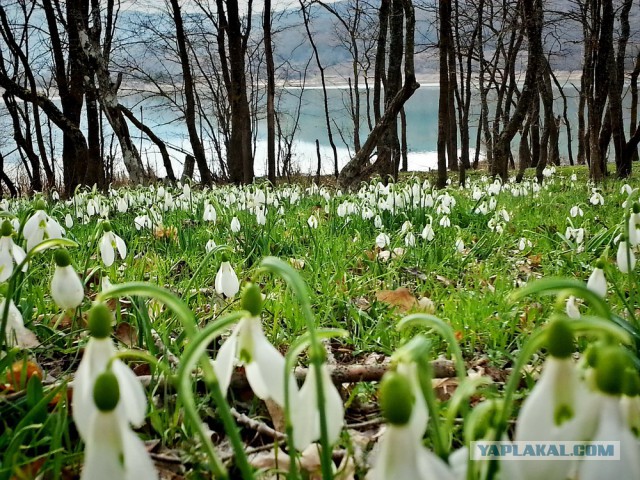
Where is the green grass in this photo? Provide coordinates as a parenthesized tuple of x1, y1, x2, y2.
(0, 165, 638, 478)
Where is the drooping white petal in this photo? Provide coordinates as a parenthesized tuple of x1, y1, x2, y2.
(115, 234, 127, 259)
(112, 360, 148, 428)
(293, 363, 344, 450)
(211, 325, 241, 396)
(578, 396, 640, 480)
(215, 262, 240, 298)
(81, 412, 125, 480)
(243, 318, 289, 406)
(1, 298, 38, 348)
(11, 242, 27, 272)
(121, 423, 159, 480)
(616, 241, 636, 274)
(586, 268, 607, 298)
(73, 338, 116, 440)
(100, 235, 115, 267)
(0, 247, 13, 282)
(515, 358, 601, 480)
(51, 265, 84, 309)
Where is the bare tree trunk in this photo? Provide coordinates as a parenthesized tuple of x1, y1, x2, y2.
(120, 106, 176, 182)
(264, 0, 276, 184)
(437, 0, 451, 188)
(492, 0, 543, 182)
(170, 0, 212, 185)
(299, 0, 339, 178)
(400, 107, 408, 172)
(338, 0, 418, 188)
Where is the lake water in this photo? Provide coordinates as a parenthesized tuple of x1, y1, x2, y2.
(0, 83, 632, 180)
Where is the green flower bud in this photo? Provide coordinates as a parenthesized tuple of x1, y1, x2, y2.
(34, 199, 46, 211)
(547, 319, 574, 358)
(633, 202, 640, 214)
(93, 370, 120, 412)
(241, 283, 263, 317)
(88, 303, 113, 338)
(595, 258, 606, 270)
(380, 371, 414, 426)
(596, 346, 631, 395)
(53, 248, 72, 267)
(1, 220, 13, 237)
(464, 400, 498, 441)
(585, 343, 600, 368)
(221, 252, 230, 263)
(102, 220, 112, 232)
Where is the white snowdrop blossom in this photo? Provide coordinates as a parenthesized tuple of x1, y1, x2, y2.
(405, 232, 416, 247)
(590, 189, 605, 206)
(0, 221, 27, 282)
(73, 304, 148, 442)
(587, 265, 607, 298)
(65, 213, 74, 229)
(616, 240, 636, 274)
(307, 214, 319, 229)
(51, 249, 84, 310)
(375, 232, 390, 249)
(570, 205, 584, 218)
(518, 237, 532, 251)
(565, 296, 581, 319)
(230, 216, 241, 233)
(99, 224, 127, 267)
(439, 215, 451, 228)
(374, 215, 383, 229)
(23, 207, 65, 252)
(421, 223, 435, 241)
(205, 239, 217, 253)
(212, 287, 292, 407)
(215, 260, 240, 298)
(0, 298, 38, 348)
(455, 238, 465, 253)
(203, 203, 217, 223)
(292, 363, 344, 450)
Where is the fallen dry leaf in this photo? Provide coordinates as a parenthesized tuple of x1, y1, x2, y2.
(431, 377, 459, 401)
(3, 360, 43, 392)
(376, 287, 418, 312)
(115, 321, 138, 347)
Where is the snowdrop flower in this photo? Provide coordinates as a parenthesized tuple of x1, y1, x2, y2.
(307, 214, 318, 229)
(205, 239, 217, 253)
(368, 367, 454, 480)
(51, 248, 84, 310)
(590, 189, 604, 206)
(292, 362, 344, 450)
(570, 205, 584, 218)
(420, 223, 435, 241)
(566, 296, 581, 319)
(212, 284, 292, 406)
(518, 237, 532, 251)
(375, 232, 390, 249)
(475, 202, 488, 215)
(405, 232, 416, 247)
(99, 222, 127, 267)
(400, 220, 413, 235)
(577, 347, 640, 480)
(587, 260, 607, 298)
(570, 173, 578, 182)
(215, 256, 240, 298)
(203, 203, 217, 223)
(616, 238, 636, 273)
(22, 201, 65, 251)
(621, 183, 633, 196)
(0, 220, 27, 282)
(515, 320, 599, 480)
(374, 215, 383, 229)
(134, 214, 152, 230)
(81, 370, 157, 480)
(73, 304, 148, 441)
(255, 206, 267, 226)
(439, 215, 450, 228)
(230, 216, 241, 233)
(455, 238, 465, 253)
(65, 213, 74, 229)
(0, 297, 38, 348)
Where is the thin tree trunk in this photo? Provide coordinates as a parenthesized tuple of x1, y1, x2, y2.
(264, 0, 276, 184)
